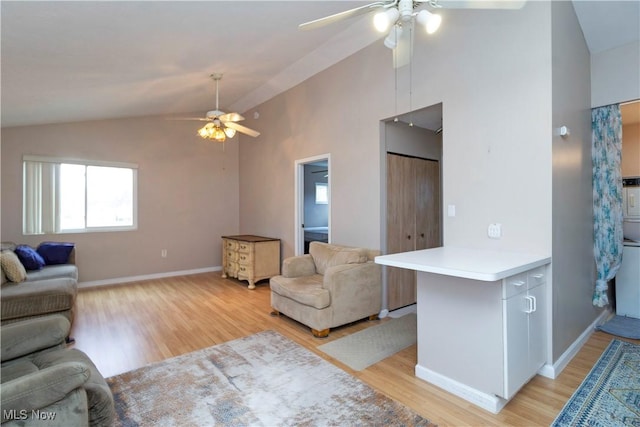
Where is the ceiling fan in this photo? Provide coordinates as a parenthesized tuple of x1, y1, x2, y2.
(300, 0, 526, 66)
(178, 73, 260, 143)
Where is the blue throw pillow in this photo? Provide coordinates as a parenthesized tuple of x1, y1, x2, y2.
(14, 245, 46, 271)
(37, 242, 75, 265)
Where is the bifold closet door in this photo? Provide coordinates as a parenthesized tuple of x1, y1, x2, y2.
(386, 154, 441, 311)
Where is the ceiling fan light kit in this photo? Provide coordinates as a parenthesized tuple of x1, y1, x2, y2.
(300, 0, 526, 51)
(180, 73, 261, 143)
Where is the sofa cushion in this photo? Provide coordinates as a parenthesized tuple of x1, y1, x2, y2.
(309, 242, 368, 275)
(37, 242, 75, 265)
(15, 245, 46, 271)
(1, 278, 77, 322)
(0, 251, 27, 283)
(25, 264, 78, 283)
(270, 274, 330, 309)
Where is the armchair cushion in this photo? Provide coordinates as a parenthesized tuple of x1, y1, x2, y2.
(269, 274, 329, 309)
(309, 242, 368, 275)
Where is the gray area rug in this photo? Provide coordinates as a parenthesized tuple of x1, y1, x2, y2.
(597, 315, 640, 339)
(107, 329, 433, 426)
(318, 313, 417, 371)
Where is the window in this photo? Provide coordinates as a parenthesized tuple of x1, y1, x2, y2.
(315, 182, 328, 205)
(23, 156, 138, 235)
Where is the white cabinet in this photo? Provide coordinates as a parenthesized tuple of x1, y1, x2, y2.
(375, 247, 551, 413)
(503, 267, 546, 398)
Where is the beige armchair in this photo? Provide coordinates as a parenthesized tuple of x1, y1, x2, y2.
(270, 242, 382, 337)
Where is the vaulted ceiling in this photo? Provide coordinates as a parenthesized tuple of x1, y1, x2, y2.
(2, 1, 638, 128)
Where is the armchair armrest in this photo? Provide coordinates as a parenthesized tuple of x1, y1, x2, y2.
(282, 254, 316, 278)
(1, 316, 70, 363)
(1, 361, 90, 422)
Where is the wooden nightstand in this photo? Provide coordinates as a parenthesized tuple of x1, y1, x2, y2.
(221, 235, 281, 289)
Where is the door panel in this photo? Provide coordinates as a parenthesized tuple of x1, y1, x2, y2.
(415, 158, 441, 250)
(387, 154, 417, 310)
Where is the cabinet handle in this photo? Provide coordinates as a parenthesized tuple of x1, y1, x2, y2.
(420, 233, 425, 238)
(532, 274, 544, 280)
(407, 235, 412, 240)
(512, 280, 526, 287)
(525, 295, 537, 314)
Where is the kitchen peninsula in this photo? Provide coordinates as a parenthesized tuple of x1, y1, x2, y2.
(375, 247, 551, 413)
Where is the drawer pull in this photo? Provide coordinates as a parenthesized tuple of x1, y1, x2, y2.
(532, 274, 544, 280)
(511, 280, 526, 287)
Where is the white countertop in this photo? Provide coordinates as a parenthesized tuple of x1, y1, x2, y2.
(375, 247, 551, 281)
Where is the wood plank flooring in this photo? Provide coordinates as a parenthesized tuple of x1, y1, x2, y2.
(71, 272, 638, 426)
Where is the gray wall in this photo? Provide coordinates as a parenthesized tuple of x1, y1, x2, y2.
(1, 116, 240, 283)
(591, 41, 640, 108)
(551, 0, 600, 363)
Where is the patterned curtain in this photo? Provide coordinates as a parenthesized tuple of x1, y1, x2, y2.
(592, 104, 624, 307)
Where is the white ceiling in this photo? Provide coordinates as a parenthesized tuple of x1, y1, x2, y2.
(1, 1, 638, 129)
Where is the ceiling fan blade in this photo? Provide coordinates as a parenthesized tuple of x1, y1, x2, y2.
(429, 0, 526, 9)
(219, 112, 245, 122)
(299, 1, 390, 31)
(225, 121, 260, 138)
(167, 117, 211, 122)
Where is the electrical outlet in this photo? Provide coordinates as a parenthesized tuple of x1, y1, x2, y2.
(488, 223, 502, 239)
(161, 249, 168, 258)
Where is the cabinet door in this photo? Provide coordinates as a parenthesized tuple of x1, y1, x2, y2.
(527, 284, 546, 374)
(503, 291, 530, 399)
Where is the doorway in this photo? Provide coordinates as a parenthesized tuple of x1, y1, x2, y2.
(295, 154, 331, 255)
(381, 103, 443, 314)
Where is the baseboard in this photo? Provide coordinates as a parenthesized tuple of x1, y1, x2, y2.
(537, 308, 612, 379)
(388, 304, 417, 319)
(415, 364, 507, 414)
(78, 266, 222, 289)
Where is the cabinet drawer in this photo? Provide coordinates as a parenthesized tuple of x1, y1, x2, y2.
(226, 261, 239, 274)
(238, 264, 252, 276)
(238, 252, 252, 265)
(527, 267, 546, 287)
(225, 239, 239, 250)
(503, 273, 528, 298)
(226, 250, 239, 262)
(238, 242, 252, 253)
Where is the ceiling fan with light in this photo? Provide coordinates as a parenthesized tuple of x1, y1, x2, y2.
(178, 73, 260, 143)
(300, 0, 526, 57)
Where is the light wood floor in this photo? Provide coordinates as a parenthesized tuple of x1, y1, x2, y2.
(71, 272, 638, 426)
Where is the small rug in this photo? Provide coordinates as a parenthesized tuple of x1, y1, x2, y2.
(107, 330, 434, 426)
(597, 315, 640, 339)
(317, 313, 417, 371)
(551, 339, 640, 426)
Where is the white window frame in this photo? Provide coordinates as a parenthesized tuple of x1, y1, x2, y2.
(23, 155, 138, 235)
(315, 182, 328, 205)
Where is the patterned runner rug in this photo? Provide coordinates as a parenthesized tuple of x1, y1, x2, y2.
(107, 330, 435, 426)
(551, 339, 640, 426)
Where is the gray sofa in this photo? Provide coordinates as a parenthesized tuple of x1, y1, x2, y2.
(1, 242, 78, 326)
(1, 315, 115, 426)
